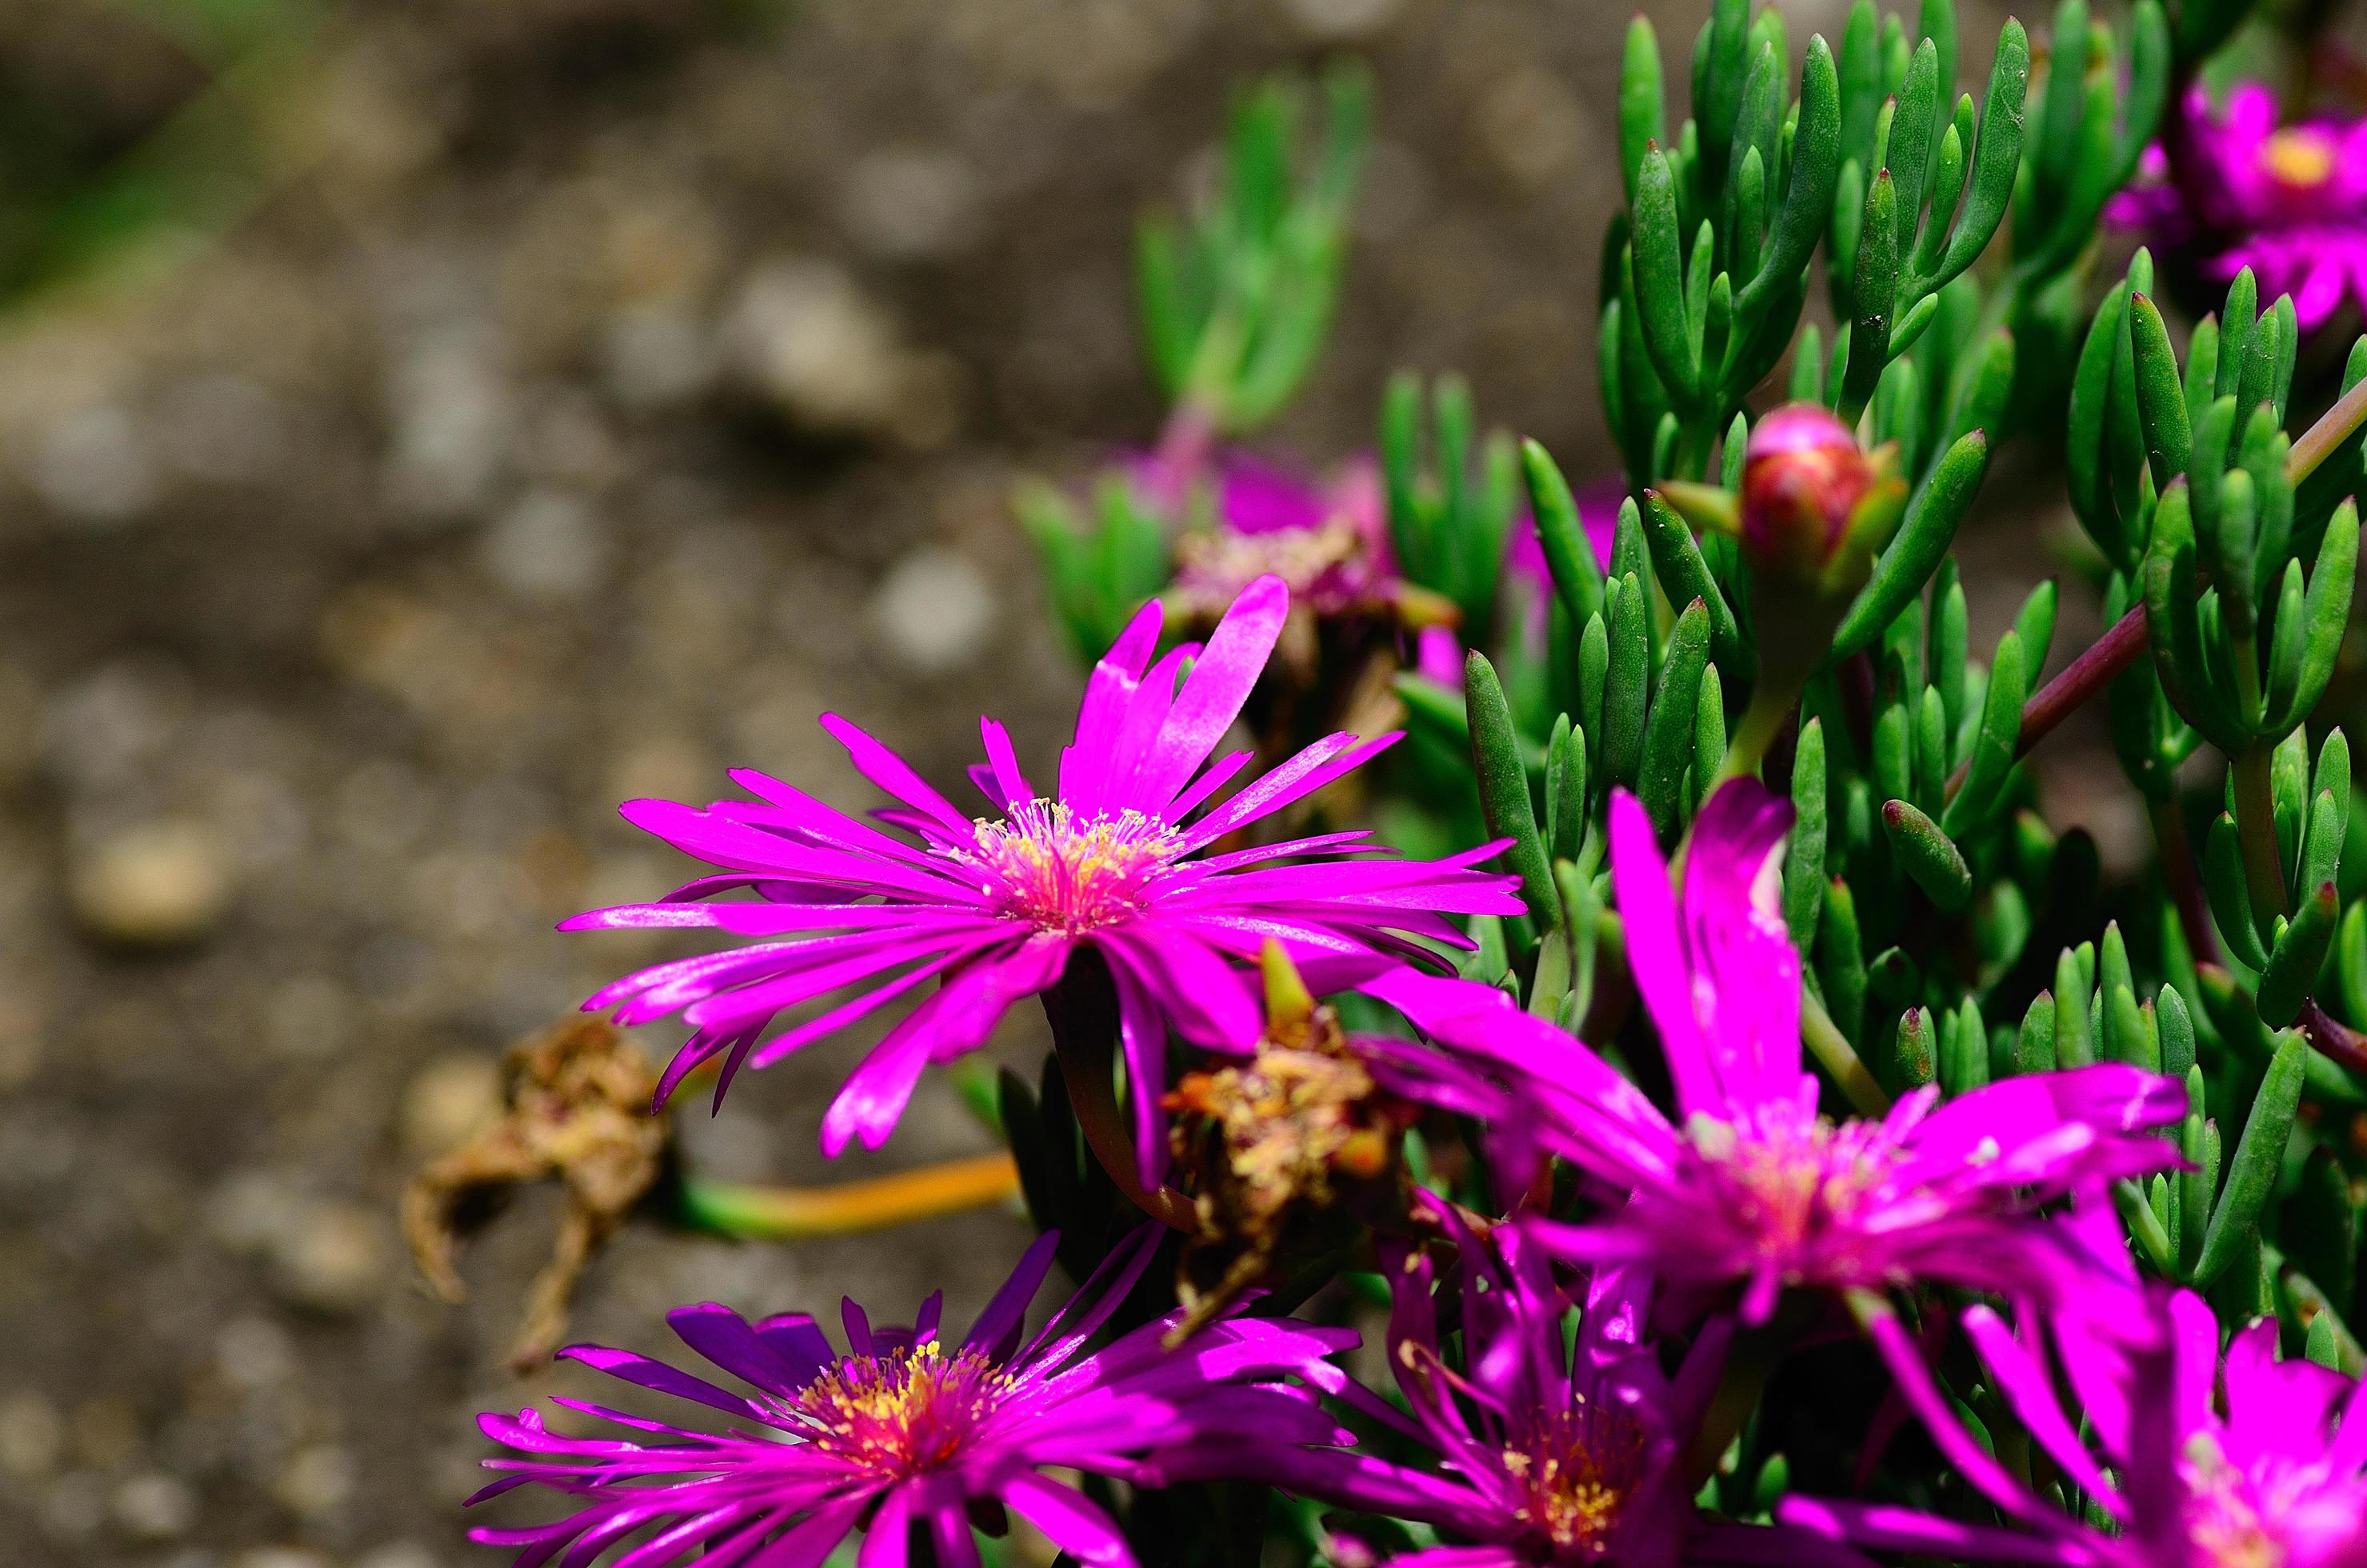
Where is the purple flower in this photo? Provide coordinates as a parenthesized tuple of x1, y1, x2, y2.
(566, 573, 1521, 1160)
(1782, 1201, 2367, 1568)
(2109, 83, 2367, 331)
(1377, 782, 2185, 1322)
(1152, 1197, 1865, 1568)
(470, 1226, 1361, 1568)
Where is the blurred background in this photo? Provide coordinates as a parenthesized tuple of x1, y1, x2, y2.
(0, 0, 2087, 1563)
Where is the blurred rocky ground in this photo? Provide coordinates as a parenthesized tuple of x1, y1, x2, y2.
(0, 0, 2063, 1563)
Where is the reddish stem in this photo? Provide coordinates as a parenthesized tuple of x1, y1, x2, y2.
(2151, 798, 2221, 966)
(2299, 998, 2367, 1078)
(1945, 604, 2149, 798)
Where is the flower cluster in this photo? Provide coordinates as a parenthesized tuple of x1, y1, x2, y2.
(446, 3, 2367, 1566)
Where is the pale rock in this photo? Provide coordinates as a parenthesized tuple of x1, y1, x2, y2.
(69, 820, 233, 948)
(401, 1053, 502, 1157)
(34, 404, 157, 526)
(482, 490, 610, 602)
(113, 1471, 198, 1540)
(869, 547, 996, 676)
(723, 259, 907, 438)
(840, 147, 980, 260)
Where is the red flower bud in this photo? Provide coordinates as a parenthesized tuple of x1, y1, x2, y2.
(1741, 402, 1893, 578)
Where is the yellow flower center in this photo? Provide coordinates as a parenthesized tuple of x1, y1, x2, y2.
(1503, 1400, 1649, 1559)
(790, 1342, 1004, 1474)
(966, 799, 1180, 932)
(2262, 128, 2336, 191)
(1686, 1108, 1891, 1261)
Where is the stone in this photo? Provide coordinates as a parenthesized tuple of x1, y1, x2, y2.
(1282, 0, 1405, 38)
(68, 821, 233, 948)
(355, 1546, 442, 1568)
(386, 330, 513, 518)
(839, 146, 980, 260)
(34, 404, 157, 526)
(401, 1053, 503, 1158)
(112, 1471, 198, 1541)
(600, 305, 715, 410)
(480, 490, 610, 603)
(274, 1443, 354, 1520)
(154, 374, 290, 486)
(267, 1201, 388, 1316)
(868, 547, 996, 676)
(213, 1316, 296, 1391)
(722, 259, 908, 438)
(0, 1390, 62, 1478)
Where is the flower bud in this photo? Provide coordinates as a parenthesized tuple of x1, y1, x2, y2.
(1739, 402, 1905, 589)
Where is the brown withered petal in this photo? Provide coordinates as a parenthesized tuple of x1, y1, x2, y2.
(1162, 1002, 1410, 1337)
(401, 1016, 668, 1371)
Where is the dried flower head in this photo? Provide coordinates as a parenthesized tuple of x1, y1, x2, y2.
(1165, 946, 1413, 1330)
(402, 1017, 667, 1370)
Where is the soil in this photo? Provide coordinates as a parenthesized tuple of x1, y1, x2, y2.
(0, 1, 2049, 1563)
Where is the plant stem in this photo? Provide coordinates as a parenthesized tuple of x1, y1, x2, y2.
(1717, 682, 1797, 788)
(2230, 744, 2289, 921)
(1680, 1310, 1795, 1485)
(2287, 374, 2367, 485)
(1801, 988, 1891, 1117)
(1944, 605, 2148, 799)
(2149, 796, 2220, 966)
(2111, 1177, 2175, 1274)
(678, 1156, 1022, 1240)
(2297, 998, 2367, 1077)
(1042, 957, 1198, 1232)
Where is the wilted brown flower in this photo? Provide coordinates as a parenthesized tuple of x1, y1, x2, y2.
(1163, 946, 1412, 1336)
(402, 1016, 667, 1370)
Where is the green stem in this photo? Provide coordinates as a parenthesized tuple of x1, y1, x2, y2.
(1801, 988, 1892, 1116)
(2231, 745, 2289, 921)
(1679, 1306, 1802, 1485)
(678, 1155, 1022, 1240)
(1717, 682, 1796, 788)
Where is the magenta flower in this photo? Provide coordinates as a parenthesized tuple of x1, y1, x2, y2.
(1378, 782, 2185, 1322)
(1148, 1196, 1866, 1568)
(1784, 1203, 2367, 1568)
(566, 573, 1521, 1161)
(470, 1226, 1360, 1568)
(1146, 448, 1405, 622)
(2110, 83, 2367, 331)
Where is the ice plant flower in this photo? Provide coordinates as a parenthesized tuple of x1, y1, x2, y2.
(1377, 782, 2185, 1322)
(1783, 1206, 2367, 1568)
(2109, 83, 2367, 332)
(566, 573, 1521, 1160)
(470, 1226, 1360, 1568)
(1155, 1198, 1865, 1568)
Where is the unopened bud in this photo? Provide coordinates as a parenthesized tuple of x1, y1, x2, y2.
(1739, 402, 1904, 587)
